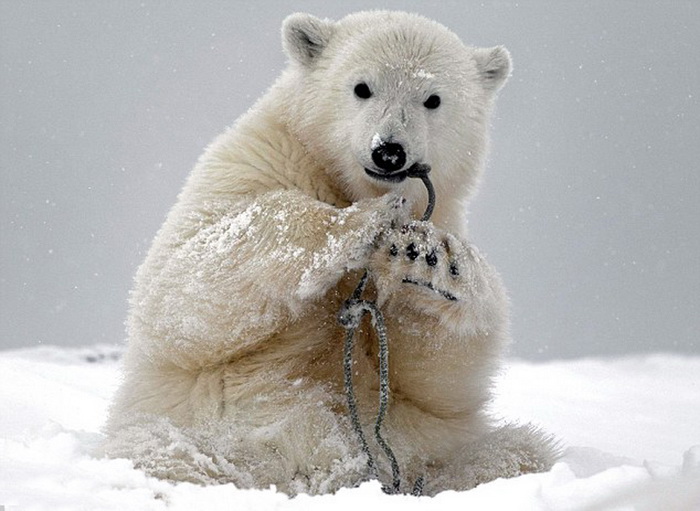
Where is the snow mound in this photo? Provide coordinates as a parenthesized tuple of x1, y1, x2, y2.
(1, 346, 699, 510)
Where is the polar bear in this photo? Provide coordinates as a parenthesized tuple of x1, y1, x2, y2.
(103, 11, 557, 496)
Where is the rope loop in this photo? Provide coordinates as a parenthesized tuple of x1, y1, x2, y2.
(338, 163, 435, 495)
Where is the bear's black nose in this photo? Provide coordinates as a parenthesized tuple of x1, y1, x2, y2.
(372, 143, 406, 173)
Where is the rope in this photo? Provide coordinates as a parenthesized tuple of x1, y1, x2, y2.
(338, 162, 435, 495)
(405, 163, 435, 222)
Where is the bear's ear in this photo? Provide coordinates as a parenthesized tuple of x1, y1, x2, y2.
(473, 46, 512, 93)
(282, 13, 335, 67)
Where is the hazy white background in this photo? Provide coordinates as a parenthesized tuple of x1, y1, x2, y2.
(1, 0, 698, 359)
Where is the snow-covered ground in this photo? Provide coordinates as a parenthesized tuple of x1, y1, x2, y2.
(1, 346, 698, 511)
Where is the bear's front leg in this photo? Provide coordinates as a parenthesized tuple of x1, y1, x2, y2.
(363, 221, 510, 460)
(367, 221, 559, 492)
(128, 189, 409, 369)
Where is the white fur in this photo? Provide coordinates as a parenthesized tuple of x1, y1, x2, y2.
(103, 11, 557, 495)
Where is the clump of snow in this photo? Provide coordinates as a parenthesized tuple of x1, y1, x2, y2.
(413, 69, 434, 79)
(210, 202, 261, 254)
(1, 346, 699, 510)
(371, 133, 383, 150)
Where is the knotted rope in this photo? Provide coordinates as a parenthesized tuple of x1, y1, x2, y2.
(338, 163, 434, 496)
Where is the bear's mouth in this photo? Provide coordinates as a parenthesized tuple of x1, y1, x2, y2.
(364, 168, 408, 183)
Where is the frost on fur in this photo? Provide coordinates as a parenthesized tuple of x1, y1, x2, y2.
(104, 10, 558, 496)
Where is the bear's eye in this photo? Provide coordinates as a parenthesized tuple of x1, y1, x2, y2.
(424, 95, 441, 109)
(354, 82, 372, 99)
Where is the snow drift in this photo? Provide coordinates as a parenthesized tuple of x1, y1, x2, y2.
(0, 345, 698, 510)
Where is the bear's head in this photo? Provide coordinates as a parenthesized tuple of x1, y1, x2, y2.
(281, 11, 511, 215)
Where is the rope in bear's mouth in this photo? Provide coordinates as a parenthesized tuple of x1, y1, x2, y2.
(338, 161, 437, 496)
